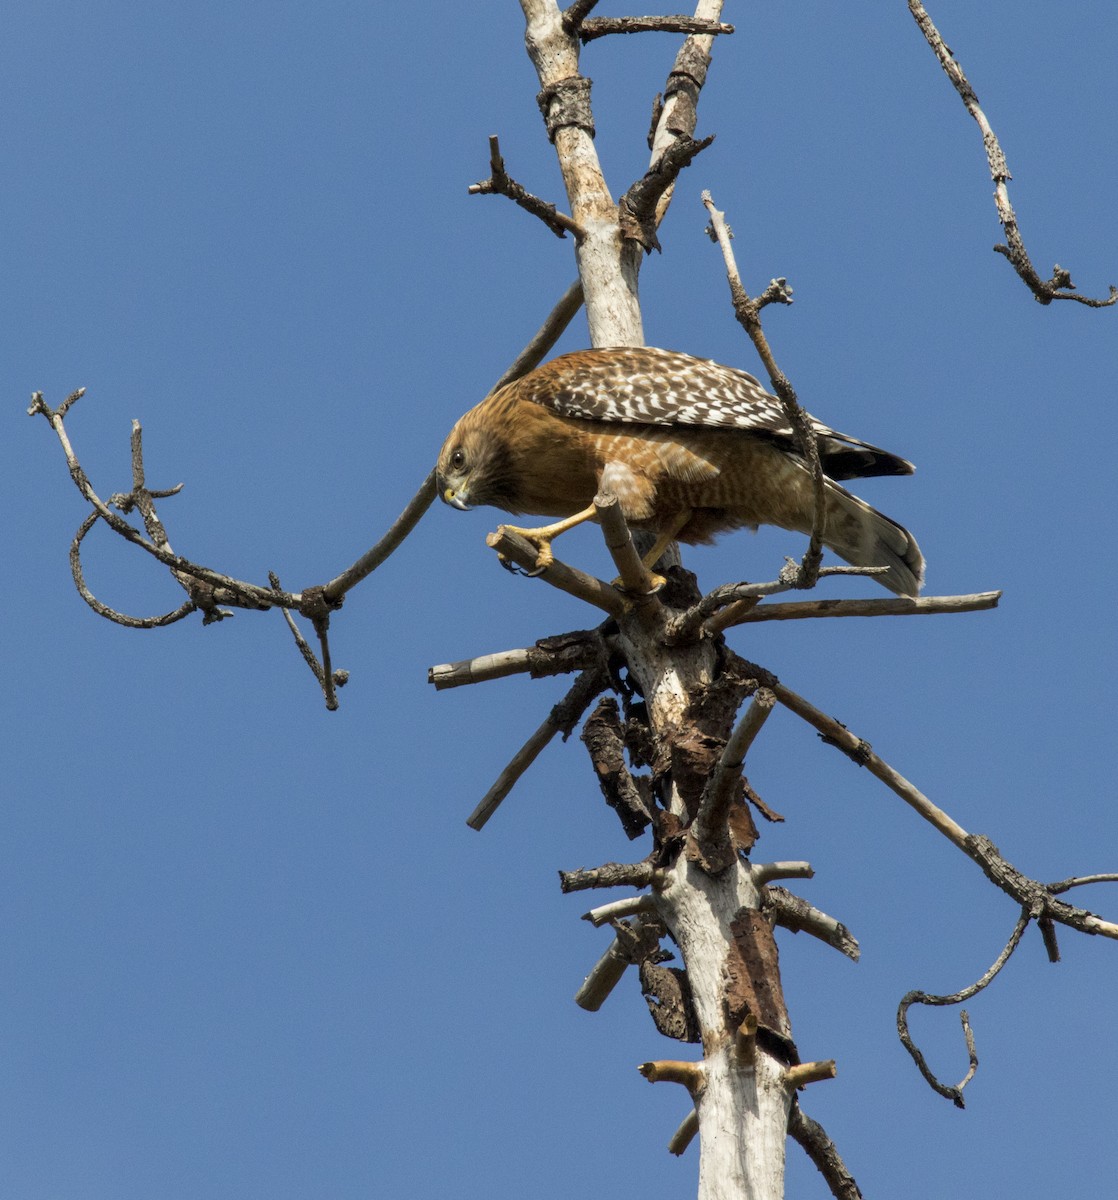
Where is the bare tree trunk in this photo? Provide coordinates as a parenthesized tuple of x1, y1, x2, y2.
(621, 616, 796, 1199)
(520, 0, 645, 347)
(514, 10, 796, 1195)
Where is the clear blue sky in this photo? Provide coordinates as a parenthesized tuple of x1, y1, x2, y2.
(4, 3, 1117, 1197)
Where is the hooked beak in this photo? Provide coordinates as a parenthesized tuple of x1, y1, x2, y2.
(443, 486, 472, 512)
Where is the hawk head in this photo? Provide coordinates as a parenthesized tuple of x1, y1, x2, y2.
(435, 408, 519, 514)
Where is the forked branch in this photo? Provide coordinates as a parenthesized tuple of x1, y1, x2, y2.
(31, 392, 284, 617)
(620, 134, 716, 252)
(468, 135, 584, 239)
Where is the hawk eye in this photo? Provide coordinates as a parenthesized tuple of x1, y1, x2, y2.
(450, 448, 466, 471)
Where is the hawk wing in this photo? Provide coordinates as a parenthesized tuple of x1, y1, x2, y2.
(516, 346, 914, 481)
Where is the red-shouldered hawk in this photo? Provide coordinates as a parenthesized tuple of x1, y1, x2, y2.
(435, 347, 924, 596)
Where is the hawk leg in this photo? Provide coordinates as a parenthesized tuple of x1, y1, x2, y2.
(639, 509, 693, 571)
(496, 503, 599, 572)
(608, 509, 692, 593)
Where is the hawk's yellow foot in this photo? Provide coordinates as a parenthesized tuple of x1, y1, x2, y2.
(496, 503, 599, 573)
(639, 509, 693, 572)
(611, 569, 667, 595)
(607, 508, 690, 592)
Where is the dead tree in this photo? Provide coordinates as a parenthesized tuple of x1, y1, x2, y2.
(27, 4, 1117, 1198)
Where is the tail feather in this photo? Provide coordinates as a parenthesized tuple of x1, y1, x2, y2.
(820, 481, 924, 596)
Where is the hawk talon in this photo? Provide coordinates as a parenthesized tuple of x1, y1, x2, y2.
(496, 527, 556, 576)
(528, 540, 556, 574)
(501, 558, 548, 578)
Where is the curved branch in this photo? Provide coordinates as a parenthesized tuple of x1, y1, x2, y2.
(908, 0, 1115, 307)
(897, 911, 1029, 1107)
(668, 1108, 699, 1157)
(30, 393, 289, 612)
(773, 680, 1118, 944)
(70, 512, 198, 629)
(582, 894, 658, 927)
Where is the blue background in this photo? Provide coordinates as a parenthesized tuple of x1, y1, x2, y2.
(4, 3, 1116, 1196)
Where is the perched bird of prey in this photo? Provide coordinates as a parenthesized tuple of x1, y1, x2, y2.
(436, 347, 924, 596)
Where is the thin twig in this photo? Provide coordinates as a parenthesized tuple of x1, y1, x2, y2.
(469, 135, 584, 239)
(908, 0, 1115, 307)
(1048, 873, 1118, 895)
(322, 470, 437, 601)
(711, 591, 1002, 629)
(702, 192, 826, 587)
(774, 680, 1118, 943)
(579, 16, 733, 44)
(663, 567, 891, 643)
(121, 421, 178, 549)
(312, 616, 338, 711)
(30, 392, 291, 613)
(466, 667, 609, 830)
(772, 679, 971, 847)
(490, 280, 585, 395)
(692, 689, 776, 858)
(788, 1100, 864, 1200)
(270, 572, 348, 709)
(273, 578, 325, 679)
